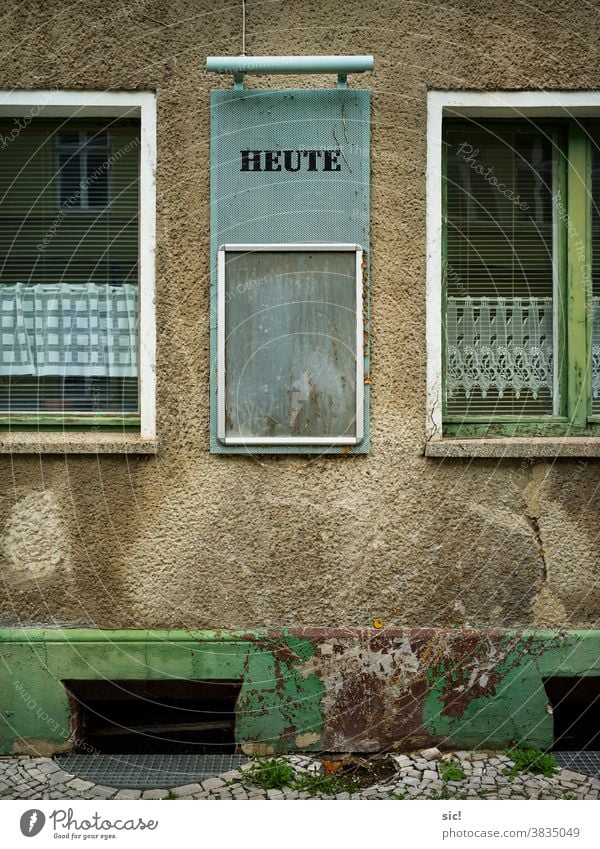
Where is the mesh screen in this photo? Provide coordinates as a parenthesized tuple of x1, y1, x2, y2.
(210, 88, 370, 452)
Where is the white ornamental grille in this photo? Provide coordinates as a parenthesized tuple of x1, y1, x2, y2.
(592, 297, 600, 402)
(445, 296, 554, 402)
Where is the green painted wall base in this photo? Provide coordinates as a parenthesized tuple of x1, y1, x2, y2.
(0, 628, 599, 755)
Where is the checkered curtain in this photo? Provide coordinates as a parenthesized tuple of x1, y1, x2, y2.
(0, 282, 137, 377)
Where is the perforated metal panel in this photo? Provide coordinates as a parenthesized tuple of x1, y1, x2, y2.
(210, 88, 370, 453)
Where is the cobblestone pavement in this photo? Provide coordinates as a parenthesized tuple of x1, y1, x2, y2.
(1, 749, 599, 800)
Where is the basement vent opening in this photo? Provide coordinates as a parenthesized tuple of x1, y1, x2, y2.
(544, 676, 600, 751)
(63, 679, 241, 755)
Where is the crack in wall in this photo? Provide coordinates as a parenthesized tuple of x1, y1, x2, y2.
(522, 463, 549, 592)
(520, 462, 566, 625)
(526, 514, 547, 582)
(425, 398, 440, 442)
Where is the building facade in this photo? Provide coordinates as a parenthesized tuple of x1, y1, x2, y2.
(0, 0, 599, 757)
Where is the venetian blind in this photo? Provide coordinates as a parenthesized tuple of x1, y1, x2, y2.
(591, 134, 600, 414)
(444, 123, 557, 417)
(0, 117, 139, 416)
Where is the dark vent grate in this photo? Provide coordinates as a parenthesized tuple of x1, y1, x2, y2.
(554, 751, 600, 779)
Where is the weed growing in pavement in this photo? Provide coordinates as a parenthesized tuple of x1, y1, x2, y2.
(430, 786, 451, 800)
(244, 758, 296, 789)
(243, 757, 359, 796)
(503, 749, 557, 779)
(440, 763, 466, 783)
(293, 771, 358, 796)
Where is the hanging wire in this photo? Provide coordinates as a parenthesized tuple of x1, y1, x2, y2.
(241, 0, 246, 55)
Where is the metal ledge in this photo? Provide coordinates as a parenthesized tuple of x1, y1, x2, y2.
(425, 437, 600, 459)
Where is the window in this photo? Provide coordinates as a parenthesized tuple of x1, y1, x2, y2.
(0, 92, 156, 436)
(427, 92, 600, 445)
(443, 120, 559, 429)
(56, 131, 109, 210)
(217, 244, 364, 446)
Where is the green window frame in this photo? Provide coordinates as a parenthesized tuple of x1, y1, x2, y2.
(442, 117, 600, 438)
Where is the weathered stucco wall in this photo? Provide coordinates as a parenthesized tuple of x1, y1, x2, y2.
(0, 0, 599, 630)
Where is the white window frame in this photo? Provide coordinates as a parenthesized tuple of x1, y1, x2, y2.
(217, 243, 364, 446)
(426, 90, 600, 444)
(0, 90, 156, 438)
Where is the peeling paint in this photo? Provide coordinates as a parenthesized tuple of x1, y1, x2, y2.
(1, 628, 599, 754)
(2, 492, 71, 588)
(12, 738, 72, 757)
(241, 742, 275, 757)
(295, 732, 320, 747)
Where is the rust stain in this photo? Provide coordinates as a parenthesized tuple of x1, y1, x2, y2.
(436, 631, 548, 719)
(331, 670, 386, 742)
(301, 631, 440, 750)
(234, 628, 545, 750)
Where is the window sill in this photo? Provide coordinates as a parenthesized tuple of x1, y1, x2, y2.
(425, 436, 600, 458)
(0, 432, 158, 454)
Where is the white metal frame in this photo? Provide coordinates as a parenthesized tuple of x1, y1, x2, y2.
(426, 90, 600, 441)
(217, 243, 364, 446)
(0, 90, 156, 438)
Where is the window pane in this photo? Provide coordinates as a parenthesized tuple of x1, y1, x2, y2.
(86, 149, 109, 208)
(58, 151, 82, 207)
(0, 377, 138, 413)
(223, 250, 358, 441)
(591, 135, 600, 414)
(56, 131, 79, 145)
(0, 119, 139, 415)
(82, 131, 108, 151)
(444, 124, 556, 417)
